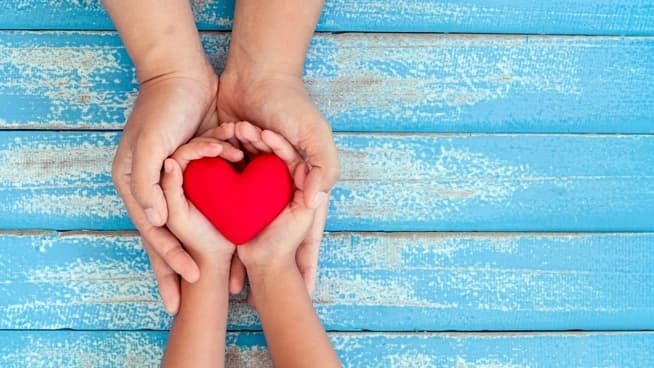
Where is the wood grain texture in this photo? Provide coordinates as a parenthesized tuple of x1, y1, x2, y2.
(0, 331, 652, 368)
(0, 131, 652, 231)
(0, 0, 653, 35)
(2, 32, 653, 132)
(1, 231, 652, 331)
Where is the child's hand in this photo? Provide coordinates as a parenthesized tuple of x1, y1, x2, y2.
(161, 129, 244, 266)
(238, 190, 319, 272)
(203, 121, 329, 296)
(217, 76, 337, 298)
(231, 126, 327, 291)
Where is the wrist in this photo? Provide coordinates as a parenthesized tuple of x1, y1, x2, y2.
(243, 256, 296, 281)
(138, 55, 217, 91)
(134, 36, 216, 90)
(188, 249, 234, 275)
(223, 44, 304, 83)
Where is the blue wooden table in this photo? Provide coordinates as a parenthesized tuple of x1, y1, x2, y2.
(0, 1, 653, 366)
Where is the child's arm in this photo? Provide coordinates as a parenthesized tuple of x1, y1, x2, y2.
(236, 129, 341, 367)
(162, 254, 230, 368)
(247, 257, 339, 367)
(160, 137, 243, 368)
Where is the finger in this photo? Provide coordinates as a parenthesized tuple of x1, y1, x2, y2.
(142, 238, 180, 315)
(114, 165, 200, 284)
(143, 224, 200, 284)
(130, 133, 171, 227)
(161, 159, 189, 217)
(202, 122, 236, 141)
(293, 163, 309, 190)
(236, 121, 271, 153)
(235, 121, 260, 155)
(299, 123, 340, 208)
(171, 139, 222, 169)
(296, 195, 328, 297)
(172, 138, 244, 169)
(229, 254, 247, 295)
(261, 129, 304, 174)
(304, 169, 334, 209)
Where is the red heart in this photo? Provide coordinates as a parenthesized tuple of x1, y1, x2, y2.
(182, 154, 293, 245)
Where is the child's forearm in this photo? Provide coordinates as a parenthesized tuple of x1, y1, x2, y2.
(162, 257, 231, 368)
(248, 262, 340, 367)
(103, 0, 213, 83)
(225, 0, 324, 79)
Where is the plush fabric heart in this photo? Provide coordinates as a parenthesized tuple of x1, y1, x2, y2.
(182, 154, 293, 245)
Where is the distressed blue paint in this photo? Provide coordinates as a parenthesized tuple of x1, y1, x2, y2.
(0, 331, 652, 367)
(2, 32, 654, 132)
(1, 232, 652, 330)
(0, 131, 652, 231)
(0, 0, 652, 360)
(0, 0, 653, 35)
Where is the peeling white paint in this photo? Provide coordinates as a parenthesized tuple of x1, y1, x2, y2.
(8, 193, 125, 219)
(316, 273, 458, 309)
(334, 139, 532, 221)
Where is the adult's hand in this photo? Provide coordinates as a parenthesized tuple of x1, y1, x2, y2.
(113, 73, 220, 314)
(216, 0, 339, 297)
(103, 0, 220, 314)
(218, 73, 339, 297)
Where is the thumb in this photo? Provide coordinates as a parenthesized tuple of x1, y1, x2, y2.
(131, 132, 172, 226)
(300, 125, 340, 209)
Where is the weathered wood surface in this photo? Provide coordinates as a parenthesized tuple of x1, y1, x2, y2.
(1, 231, 652, 331)
(2, 32, 653, 133)
(1, 331, 652, 368)
(0, 131, 652, 231)
(1, 0, 653, 35)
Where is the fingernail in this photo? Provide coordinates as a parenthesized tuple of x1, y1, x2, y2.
(310, 191, 328, 209)
(144, 208, 162, 225)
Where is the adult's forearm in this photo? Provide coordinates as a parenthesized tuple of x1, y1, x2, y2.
(225, 0, 324, 79)
(103, 0, 211, 83)
(162, 260, 230, 368)
(248, 264, 340, 367)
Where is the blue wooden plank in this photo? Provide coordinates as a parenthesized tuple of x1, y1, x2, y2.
(0, 331, 652, 367)
(0, 1, 653, 35)
(1, 32, 653, 133)
(0, 131, 652, 231)
(1, 231, 652, 330)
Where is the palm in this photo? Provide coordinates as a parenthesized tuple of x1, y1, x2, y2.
(217, 76, 326, 154)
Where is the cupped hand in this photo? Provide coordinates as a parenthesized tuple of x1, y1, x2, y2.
(161, 134, 244, 263)
(217, 73, 338, 296)
(234, 127, 326, 306)
(112, 70, 220, 314)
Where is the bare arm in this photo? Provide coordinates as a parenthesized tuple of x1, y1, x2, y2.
(248, 263, 340, 367)
(162, 256, 231, 368)
(102, 0, 212, 82)
(224, 0, 324, 79)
